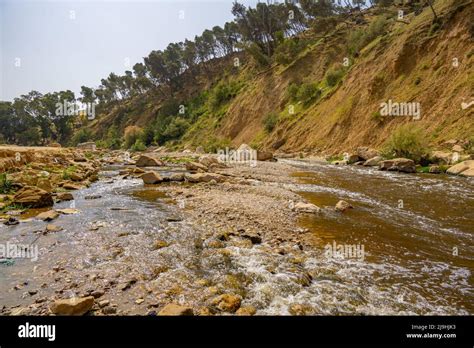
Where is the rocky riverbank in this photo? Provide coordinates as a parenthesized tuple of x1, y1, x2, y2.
(0, 145, 472, 316)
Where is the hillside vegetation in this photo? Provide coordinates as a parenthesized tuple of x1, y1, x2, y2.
(1, 0, 473, 157)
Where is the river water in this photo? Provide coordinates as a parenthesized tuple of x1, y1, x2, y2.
(0, 161, 472, 315)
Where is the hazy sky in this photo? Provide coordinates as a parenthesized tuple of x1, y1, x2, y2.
(0, 0, 258, 101)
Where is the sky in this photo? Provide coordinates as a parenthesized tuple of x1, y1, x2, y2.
(0, 0, 258, 101)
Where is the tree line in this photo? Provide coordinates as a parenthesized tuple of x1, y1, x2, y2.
(1, 0, 432, 147)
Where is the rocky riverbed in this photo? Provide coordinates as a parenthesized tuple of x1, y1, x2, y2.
(0, 146, 472, 316)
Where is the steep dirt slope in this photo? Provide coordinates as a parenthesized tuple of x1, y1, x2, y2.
(215, 0, 474, 154)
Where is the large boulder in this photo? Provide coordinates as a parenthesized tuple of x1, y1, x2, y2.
(50, 296, 94, 316)
(335, 200, 353, 212)
(36, 210, 59, 221)
(446, 160, 474, 177)
(431, 151, 455, 165)
(158, 304, 193, 316)
(344, 153, 361, 164)
(185, 161, 208, 172)
(185, 173, 225, 183)
(293, 202, 321, 213)
(363, 156, 383, 166)
(379, 158, 416, 173)
(136, 155, 164, 167)
(198, 155, 222, 168)
(141, 172, 163, 184)
(13, 186, 53, 208)
(211, 294, 242, 313)
(356, 147, 380, 161)
(257, 151, 274, 161)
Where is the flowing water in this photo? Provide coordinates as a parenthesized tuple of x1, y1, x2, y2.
(0, 161, 472, 315)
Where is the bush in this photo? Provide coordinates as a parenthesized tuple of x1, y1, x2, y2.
(326, 67, 345, 87)
(264, 112, 279, 133)
(287, 82, 321, 105)
(0, 173, 13, 194)
(160, 117, 189, 143)
(347, 16, 388, 55)
(123, 126, 143, 149)
(209, 81, 241, 110)
(274, 38, 307, 65)
(202, 136, 232, 153)
(71, 129, 92, 146)
(245, 43, 271, 67)
(297, 83, 321, 105)
(382, 124, 430, 163)
(131, 139, 146, 152)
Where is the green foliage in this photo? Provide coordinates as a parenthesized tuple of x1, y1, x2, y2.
(0, 173, 13, 194)
(371, 110, 384, 123)
(264, 112, 279, 133)
(325, 67, 345, 87)
(159, 118, 190, 144)
(287, 82, 321, 105)
(71, 129, 92, 146)
(130, 139, 147, 152)
(274, 38, 307, 65)
(347, 16, 388, 55)
(382, 124, 430, 163)
(202, 136, 232, 153)
(62, 166, 77, 180)
(245, 43, 271, 67)
(209, 80, 241, 110)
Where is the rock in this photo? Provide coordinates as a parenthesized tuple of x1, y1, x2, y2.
(91, 290, 105, 299)
(46, 224, 62, 232)
(185, 173, 225, 183)
(152, 240, 169, 250)
(452, 145, 464, 152)
(56, 208, 80, 215)
(102, 306, 117, 314)
(428, 165, 441, 174)
(36, 178, 52, 192)
(13, 186, 53, 208)
(332, 160, 348, 165)
(136, 155, 164, 167)
(211, 294, 241, 313)
(169, 173, 185, 181)
(36, 210, 59, 221)
(158, 304, 193, 316)
(344, 153, 361, 164)
(335, 200, 353, 212)
(84, 195, 102, 200)
(185, 161, 208, 172)
(99, 300, 110, 308)
(289, 303, 314, 316)
(356, 147, 380, 161)
(379, 158, 416, 173)
(62, 183, 83, 190)
(70, 172, 84, 182)
(241, 232, 262, 244)
(196, 146, 205, 154)
(50, 296, 94, 316)
(363, 156, 383, 166)
(199, 155, 223, 168)
(77, 142, 96, 151)
(4, 217, 19, 226)
(431, 151, 456, 165)
(293, 202, 321, 213)
(141, 172, 163, 184)
(257, 151, 274, 161)
(56, 192, 74, 201)
(446, 160, 474, 177)
(236, 306, 257, 316)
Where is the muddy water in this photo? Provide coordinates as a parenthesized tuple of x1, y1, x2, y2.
(0, 162, 472, 315)
(285, 159, 473, 314)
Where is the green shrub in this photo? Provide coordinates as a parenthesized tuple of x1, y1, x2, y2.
(287, 83, 300, 102)
(209, 80, 241, 110)
(382, 124, 430, 163)
(131, 139, 146, 152)
(160, 117, 190, 143)
(274, 38, 307, 65)
(71, 129, 92, 146)
(326, 67, 345, 87)
(347, 16, 388, 55)
(202, 136, 232, 153)
(0, 173, 13, 194)
(245, 43, 271, 67)
(62, 165, 77, 180)
(297, 83, 321, 105)
(264, 112, 279, 133)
